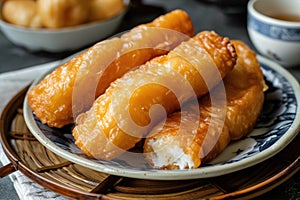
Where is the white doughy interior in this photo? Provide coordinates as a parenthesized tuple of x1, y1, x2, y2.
(147, 136, 194, 169)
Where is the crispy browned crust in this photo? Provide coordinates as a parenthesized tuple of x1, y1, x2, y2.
(73, 31, 237, 160)
(224, 40, 266, 140)
(27, 9, 195, 128)
(143, 40, 265, 169)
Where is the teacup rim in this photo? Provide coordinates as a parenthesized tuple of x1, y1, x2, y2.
(248, 0, 300, 27)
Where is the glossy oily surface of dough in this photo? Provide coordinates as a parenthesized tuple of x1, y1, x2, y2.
(143, 40, 266, 170)
(27, 10, 194, 128)
(73, 31, 237, 160)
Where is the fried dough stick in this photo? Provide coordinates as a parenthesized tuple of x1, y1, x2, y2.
(143, 41, 266, 169)
(27, 9, 194, 128)
(73, 31, 237, 160)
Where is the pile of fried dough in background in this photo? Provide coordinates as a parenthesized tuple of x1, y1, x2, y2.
(1, 0, 125, 28)
(27, 9, 267, 170)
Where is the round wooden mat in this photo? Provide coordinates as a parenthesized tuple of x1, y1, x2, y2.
(0, 86, 299, 200)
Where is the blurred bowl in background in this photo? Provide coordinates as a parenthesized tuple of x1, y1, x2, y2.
(0, 8, 127, 52)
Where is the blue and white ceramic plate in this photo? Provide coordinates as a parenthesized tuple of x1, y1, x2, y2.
(23, 55, 300, 180)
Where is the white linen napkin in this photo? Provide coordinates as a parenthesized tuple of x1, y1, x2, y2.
(0, 61, 68, 200)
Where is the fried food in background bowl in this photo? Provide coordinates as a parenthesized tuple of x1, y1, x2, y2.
(0, 0, 127, 52)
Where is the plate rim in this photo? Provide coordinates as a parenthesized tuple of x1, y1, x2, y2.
(1, 86, 299, 199)
(23, 55, 300, 180)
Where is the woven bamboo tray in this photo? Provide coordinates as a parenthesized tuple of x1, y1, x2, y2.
(0, 85, 299, 200)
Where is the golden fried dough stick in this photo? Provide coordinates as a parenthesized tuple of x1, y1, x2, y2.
(27, 9, 194, 128)
(224, 41, 267, 140)
(37, 0, 89, 28)
(143, 40, 266, 169)
(73, 31, 237, 160)
(2, 0, 42, 28)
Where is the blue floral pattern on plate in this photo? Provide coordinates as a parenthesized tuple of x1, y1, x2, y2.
(209, 61, 297, 165)
(24, 55, 300, 180)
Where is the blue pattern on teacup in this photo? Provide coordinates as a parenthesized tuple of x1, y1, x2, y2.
(248, 14, 300, 42)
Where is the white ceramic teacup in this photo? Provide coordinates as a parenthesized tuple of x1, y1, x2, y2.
(247, 0, 300, 67)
